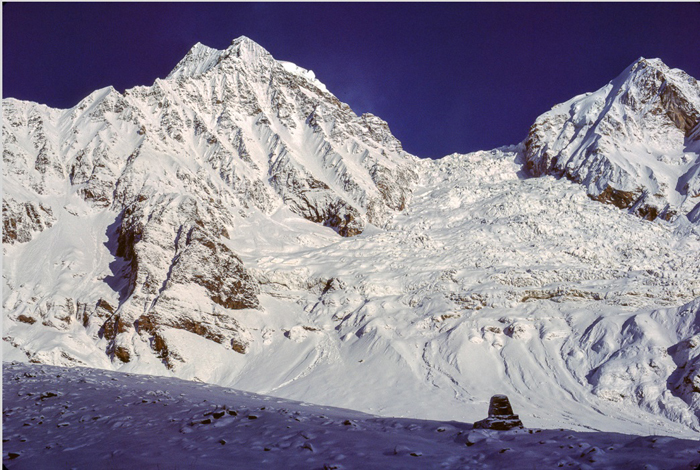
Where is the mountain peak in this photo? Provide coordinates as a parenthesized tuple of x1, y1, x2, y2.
(524, 54, 700, 222)
(226, 35, 272, 60)
(620, 57, 700, 95)
(604, 57, 670, 92)
(167, 36, 273, 80)
(632, 56, 665, 68)
(229, 35, 257, 47)
(624, 56, 669, 78)
(166, 42, 223, 80)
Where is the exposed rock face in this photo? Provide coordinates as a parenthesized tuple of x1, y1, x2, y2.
(473, 394, 524, 430)
(524, 58, 700, 221)
(2, 197, 55, 244)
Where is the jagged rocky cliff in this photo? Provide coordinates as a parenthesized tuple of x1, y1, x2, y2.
(4, 40, 700, 437)
(524, 58, 700, 221)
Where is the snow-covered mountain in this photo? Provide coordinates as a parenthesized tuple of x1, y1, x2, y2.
(4, 37, 700, 440)
(3, 35, 416, 365)
(524, 57, 700, 221)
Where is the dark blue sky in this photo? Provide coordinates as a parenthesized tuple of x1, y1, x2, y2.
(4, 3, 700, 159)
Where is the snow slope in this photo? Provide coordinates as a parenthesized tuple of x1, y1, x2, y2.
(4, 362, 700, 469)
(4, 38, 700, 441)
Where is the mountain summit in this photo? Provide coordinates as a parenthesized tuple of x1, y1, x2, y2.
(524, 57, 700, 221)
(3, 40, 700, 437)
(167, 37, 277, 80)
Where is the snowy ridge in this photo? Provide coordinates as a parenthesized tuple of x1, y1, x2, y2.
(4, 38, 700, 441)
(524, 57, 700, 221)
(279, 61, 329, 94)
(166, 42, 225, 80)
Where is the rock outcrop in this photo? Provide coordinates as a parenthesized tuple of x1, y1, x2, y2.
(2, 197, 55, 244)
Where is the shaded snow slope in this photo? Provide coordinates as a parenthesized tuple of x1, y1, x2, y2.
(4, 362, 700, 470)
(4, 39, 700, 439)
(524, 58, 700, 221)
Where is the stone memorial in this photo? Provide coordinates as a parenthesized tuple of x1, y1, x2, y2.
(473, 394, 524, 430)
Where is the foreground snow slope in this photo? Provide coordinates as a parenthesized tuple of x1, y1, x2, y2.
(4, 362, 700, 470)
(4, 37, 700, 438)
